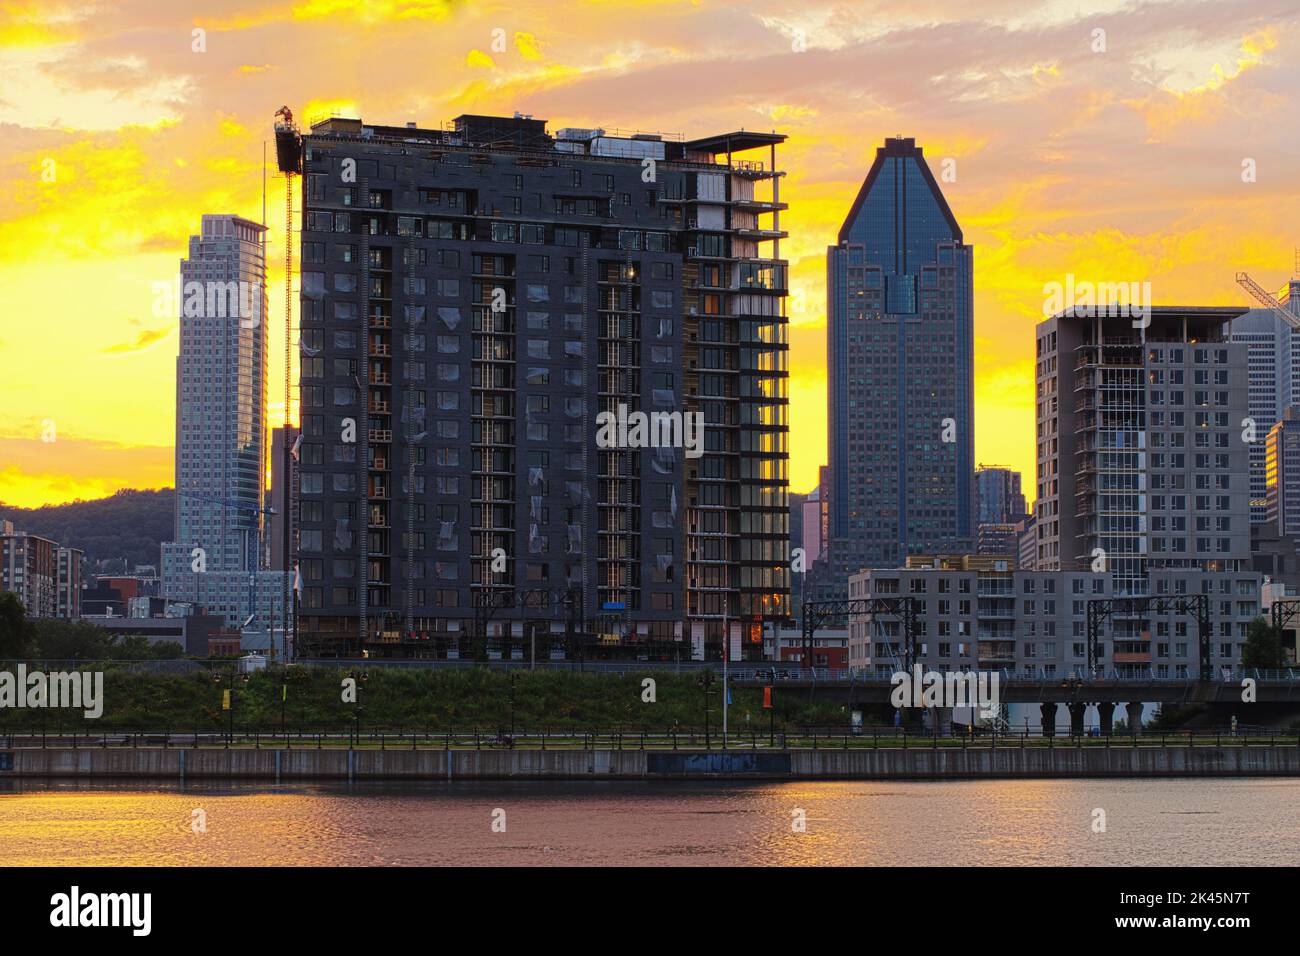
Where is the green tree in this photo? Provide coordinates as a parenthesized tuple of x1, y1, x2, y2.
(0, 591, 34, 658)
(109, 634, 184, 660)
(1241, 616, 1287, 670)
(1149, 703, 1204, 731)
(31, 618, 111, 660)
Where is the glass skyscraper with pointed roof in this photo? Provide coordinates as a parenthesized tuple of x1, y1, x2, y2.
(825, 137, 975, 593)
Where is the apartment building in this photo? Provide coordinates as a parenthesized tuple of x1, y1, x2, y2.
(848, 559, 1258, 678)
(1, 525, 56, 618)
(0, 522, 80, 620)
(1026, 305, 1259, 672)
(286, 113, 790, 659)
(1033, 306, 1251, 589)
(55, 546, 83, 619)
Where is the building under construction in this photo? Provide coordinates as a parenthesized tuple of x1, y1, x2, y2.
(276, 112, 791, 660)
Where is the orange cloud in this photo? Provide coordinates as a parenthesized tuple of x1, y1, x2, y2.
(0, 0, 1295, 507)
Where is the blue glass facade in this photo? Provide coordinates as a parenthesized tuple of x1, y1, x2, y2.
(826, 138, 974, 590)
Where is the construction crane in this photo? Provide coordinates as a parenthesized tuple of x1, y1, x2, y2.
(274, 106, 303, 661)
(1237, 269, 1299, 328)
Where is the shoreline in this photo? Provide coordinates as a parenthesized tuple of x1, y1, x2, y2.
(3, 745, 1299, 781)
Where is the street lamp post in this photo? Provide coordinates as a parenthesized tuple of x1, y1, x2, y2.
(509, 673, 516, 740)
(767, 668, 776, 748)
(1062, 676, 1082, 738)
(237, 672, 249, 744)
(722, 616, 729, 751)
(698, 670, 715, 750)
(212, 672, 223, 745)
(349, 670, 368, 746)
(280, 672, 289, 742)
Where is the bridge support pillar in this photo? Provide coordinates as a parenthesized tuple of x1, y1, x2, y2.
(1126, 701, 1144, 735)
(930, 707, 953, 737)
(1039, 702, 1058, 738)
(1067, 702, 1087, 737)
(1095, 701, 1115, 737)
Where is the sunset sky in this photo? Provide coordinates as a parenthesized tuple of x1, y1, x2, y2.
(1, 0, 1296, 509)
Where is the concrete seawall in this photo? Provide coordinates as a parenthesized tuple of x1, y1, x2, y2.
(3, 745, 1298, 781)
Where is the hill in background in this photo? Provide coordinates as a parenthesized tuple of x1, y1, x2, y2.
(0, 488, 173, 573)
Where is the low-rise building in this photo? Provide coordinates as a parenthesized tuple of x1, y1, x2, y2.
(0, 521, 84, 620)
(849, 560, 1260, 679)
(770, 625, 848, 670)
(82, 613, 226, 656)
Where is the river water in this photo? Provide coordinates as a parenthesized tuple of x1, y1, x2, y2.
(0, 779, 1294, 866)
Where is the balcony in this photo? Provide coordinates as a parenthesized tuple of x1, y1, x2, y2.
(732, 197, 788, 213)
(734, 226, 789, 241)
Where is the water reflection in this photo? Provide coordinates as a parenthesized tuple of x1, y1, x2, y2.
(0, 779, 1294, 866)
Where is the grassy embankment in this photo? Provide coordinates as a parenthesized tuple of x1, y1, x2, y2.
(0, 665, 858, 735)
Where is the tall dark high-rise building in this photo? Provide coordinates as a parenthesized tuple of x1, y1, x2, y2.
(975, 465, 1026, 557)
(975, 466, 1026, 525)
(825, 137, 974, 591)
(288, 114, 790, 659)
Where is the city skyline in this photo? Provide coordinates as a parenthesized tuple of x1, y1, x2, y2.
(3, 0, 1297, 508)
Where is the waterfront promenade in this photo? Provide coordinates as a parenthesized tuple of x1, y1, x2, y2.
(3, 732, 1299, 781)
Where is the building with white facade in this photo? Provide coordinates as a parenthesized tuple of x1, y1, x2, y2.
(160, 214, 285, 630)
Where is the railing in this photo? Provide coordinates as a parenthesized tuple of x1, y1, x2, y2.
(1, 726, 1294, 752)
(1, 659, 1298, 684)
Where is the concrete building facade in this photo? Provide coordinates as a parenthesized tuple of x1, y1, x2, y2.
(1033, 306, 1251, 593)
(55, 546, 83, 619)
(1, 527, 57, 618)
(848, 561, 1258, 679)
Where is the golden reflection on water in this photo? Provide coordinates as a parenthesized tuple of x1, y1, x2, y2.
(0, 779, 1296, 866)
